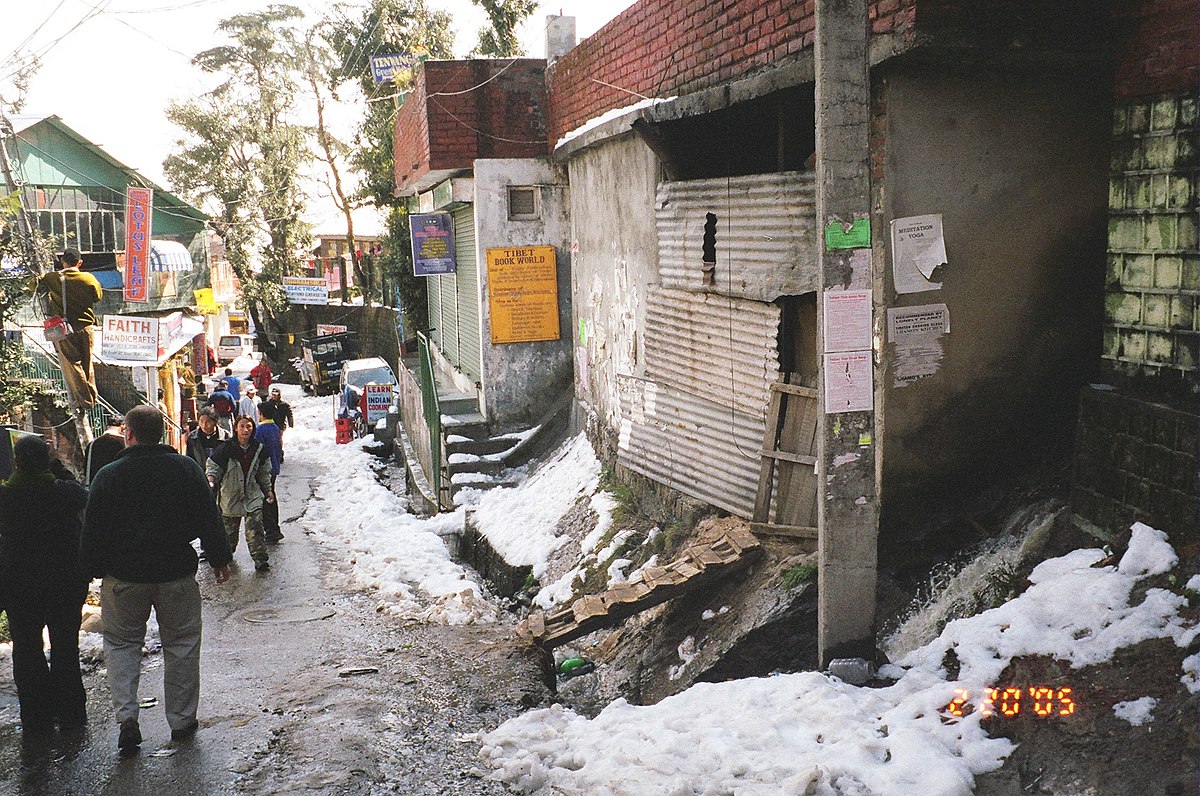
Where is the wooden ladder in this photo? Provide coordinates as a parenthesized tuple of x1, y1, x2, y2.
(751, 375, 820, 544)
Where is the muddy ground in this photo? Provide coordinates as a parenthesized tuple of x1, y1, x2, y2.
(0, 454, 550, 795)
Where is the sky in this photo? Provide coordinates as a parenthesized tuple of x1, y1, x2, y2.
(0, 0, 636, 235)
(4, 379, 1196, 792)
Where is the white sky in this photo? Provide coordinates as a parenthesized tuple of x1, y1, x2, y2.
(0, 0, 636, 235)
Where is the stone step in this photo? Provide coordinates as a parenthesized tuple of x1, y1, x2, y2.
(439, 391, 478, 415)
(445, 434, 522, 457)
(446, 456, 506, 476)
(440, 412, 488, 440)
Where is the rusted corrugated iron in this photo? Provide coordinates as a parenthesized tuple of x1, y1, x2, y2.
(656, 171, 818, 302)
(618, 287, 780, 519)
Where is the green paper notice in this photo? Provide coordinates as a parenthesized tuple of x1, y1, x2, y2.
(579, 317, 586, 343)
(825, 217, 871, 250)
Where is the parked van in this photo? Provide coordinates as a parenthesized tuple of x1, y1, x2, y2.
(217, 334, 254, 364)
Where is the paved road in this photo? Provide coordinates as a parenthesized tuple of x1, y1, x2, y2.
(0, 445, 549, 794)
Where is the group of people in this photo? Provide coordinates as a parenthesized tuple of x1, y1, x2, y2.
(1, 376, 297, 756)
(0, 406, 233, 756)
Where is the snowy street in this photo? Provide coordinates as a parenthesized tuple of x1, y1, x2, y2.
(0, 385, 548, 794)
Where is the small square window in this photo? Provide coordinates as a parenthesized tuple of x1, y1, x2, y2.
(508, 186, 539, 220)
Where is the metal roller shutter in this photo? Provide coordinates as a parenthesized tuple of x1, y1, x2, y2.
(451, 205, 482, 382)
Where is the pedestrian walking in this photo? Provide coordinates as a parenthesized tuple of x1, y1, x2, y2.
(32, 248, 103, 414)
(249, 355, 272, 393)
(0, 437, 91, 733)
(237, 384, 259, 419)
(254, 405, 284, 544)
(222, 368, 241, 403)
(207, 415, 275, 572)
(85, 414, 125, 485)
(206, 380, 236, 434)
(185, 407, 229, 469)
(260, 386, 294, 461)
(79, 406, 233, 756)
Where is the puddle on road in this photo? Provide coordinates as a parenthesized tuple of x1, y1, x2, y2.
(242, 605, 337, 624)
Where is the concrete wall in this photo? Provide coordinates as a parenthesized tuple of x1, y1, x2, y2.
(472, 159, 574, 429)
(877, 63, 1111, 509)
(566, 135, 662, 448)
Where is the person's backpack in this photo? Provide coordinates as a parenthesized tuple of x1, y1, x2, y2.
(213, 394, 234, 417)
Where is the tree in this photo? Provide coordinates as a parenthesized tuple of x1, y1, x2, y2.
(327, 0, 454, 324)
(165, 5, 311, 353)
(472, 0, 537, 57)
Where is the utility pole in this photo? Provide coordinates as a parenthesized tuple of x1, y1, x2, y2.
(814, 0, 879, 665)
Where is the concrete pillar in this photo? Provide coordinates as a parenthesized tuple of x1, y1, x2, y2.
(546, 16, 576, 62)
(814, 0, 879, 665)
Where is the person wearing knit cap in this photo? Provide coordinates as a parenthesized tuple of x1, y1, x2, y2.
(0, 435, 90, 732)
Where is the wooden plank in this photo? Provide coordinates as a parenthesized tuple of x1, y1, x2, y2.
(572, 595, 606, 622)
(752, 384, 786, 524)
(758, 448, 817, 466)
(750, 521, 819, 539)
(775, 384, 820, 530)
(770, 382, 819, 398)
(688, 547, 725, 566)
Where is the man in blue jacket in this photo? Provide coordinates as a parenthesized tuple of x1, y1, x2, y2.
(80, 405, 232, 757)
(254, 405, 284, 544)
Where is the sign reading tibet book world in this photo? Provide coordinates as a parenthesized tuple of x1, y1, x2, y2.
(486, 246, 560, 344)
(409, 213, 456, 276)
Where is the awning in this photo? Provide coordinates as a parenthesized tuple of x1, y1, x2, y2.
(94, 310, 204, 367)
(150, 239, 194, 272)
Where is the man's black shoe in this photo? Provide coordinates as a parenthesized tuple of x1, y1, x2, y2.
(171, 719, 199, 742)
(118, 718, 141, 757)
(254, 561, 270, 572)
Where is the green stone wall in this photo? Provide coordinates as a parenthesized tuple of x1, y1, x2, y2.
(1104, 93, 1199, 391)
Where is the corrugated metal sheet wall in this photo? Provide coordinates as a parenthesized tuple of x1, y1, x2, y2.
(657, 171, 818, 302)
(618, 286, 781, 518)
(452, 205, 482, 383)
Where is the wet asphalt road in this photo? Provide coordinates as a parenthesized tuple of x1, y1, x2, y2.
(0, 440, 548, 795)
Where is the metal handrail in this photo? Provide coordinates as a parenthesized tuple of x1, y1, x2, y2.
(416, 331, 442, 505)
(19, 330, 186, 438)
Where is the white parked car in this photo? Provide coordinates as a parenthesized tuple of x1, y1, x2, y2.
(217, 334, 254, 364)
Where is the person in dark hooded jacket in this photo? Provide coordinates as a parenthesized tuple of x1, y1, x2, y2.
(0, 436, 90, 731)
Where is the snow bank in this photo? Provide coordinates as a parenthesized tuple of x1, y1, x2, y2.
(471, 433, 603, 579)
(479, 523, 1197, 794)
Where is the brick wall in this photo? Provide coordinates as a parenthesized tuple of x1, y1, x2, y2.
(1112, 0, 1199, 100)
(1073, 387, 1198, 542)
(395, 60, 548, 195)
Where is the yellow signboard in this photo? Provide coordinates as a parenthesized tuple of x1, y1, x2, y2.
(486, 246, 560, 344)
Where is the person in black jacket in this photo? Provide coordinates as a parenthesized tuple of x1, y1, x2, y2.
(0, 436, 90, 732)
(80, 406, 233, 756)
(85, 413, 125, 485)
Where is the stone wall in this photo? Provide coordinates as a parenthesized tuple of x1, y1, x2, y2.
(1103, 92, 1198, 395)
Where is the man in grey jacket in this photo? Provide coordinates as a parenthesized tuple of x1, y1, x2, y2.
(80, 405, 232, 757)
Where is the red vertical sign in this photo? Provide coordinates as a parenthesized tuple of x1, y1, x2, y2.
(124, 187, 153, 302)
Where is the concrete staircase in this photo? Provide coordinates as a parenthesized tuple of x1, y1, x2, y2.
(439, 391, 525, 501)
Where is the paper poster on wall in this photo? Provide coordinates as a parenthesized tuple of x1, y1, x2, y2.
(823, 289, 873, 353)
(410, 212, 456, 276)
(888, 304, 950, 386)
(891, 214, 948, 294)
(823, 351, 873, 413)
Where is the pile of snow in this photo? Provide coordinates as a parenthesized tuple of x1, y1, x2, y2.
(479, 523, 1197, 794)
(288, 390, 495, 625)
(555, 97, 676, 150)
(471, 433, 604, 580)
